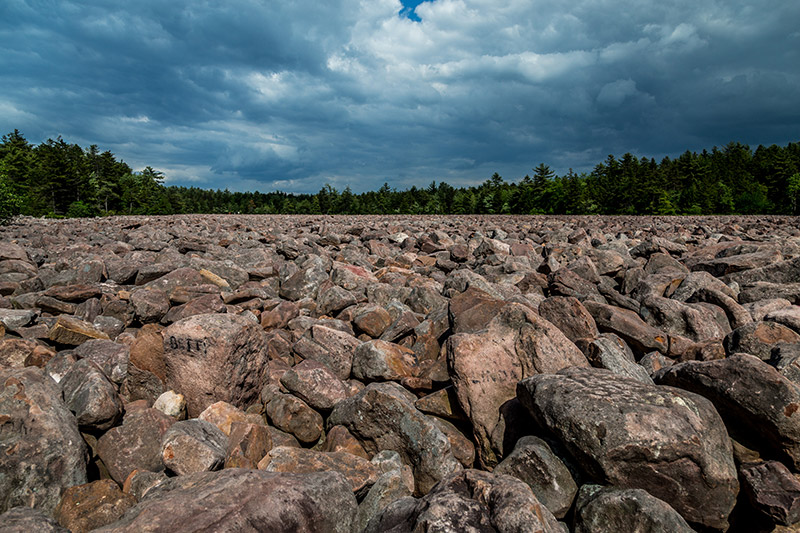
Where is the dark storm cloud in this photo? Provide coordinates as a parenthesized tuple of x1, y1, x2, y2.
(1, 0, 798, 193)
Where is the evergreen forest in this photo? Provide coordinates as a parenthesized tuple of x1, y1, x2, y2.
(1, 129, 799, 223)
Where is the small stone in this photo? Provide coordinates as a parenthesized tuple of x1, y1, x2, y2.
(161, 419, 228, 476)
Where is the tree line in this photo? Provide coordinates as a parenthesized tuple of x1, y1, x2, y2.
(1, 129, 799, 223)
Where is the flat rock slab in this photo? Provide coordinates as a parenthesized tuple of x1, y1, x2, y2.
(517, 366, 739, 531)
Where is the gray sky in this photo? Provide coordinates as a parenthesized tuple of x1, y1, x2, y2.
(2, 0, 798, 193)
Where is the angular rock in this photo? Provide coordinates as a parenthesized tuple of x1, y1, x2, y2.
(322, 425, 370, 459)
(225, 421, 272, 469)
(574, 485, 696, 533)
(279, 359, 347, 411)
(129, 288, 170, 324)
(197, 400, 264, 436)
(578, 333, 654, 384)
(353, 305, 393, 338)
(280, 264, 328, 301)
(352, 339, 418, 382)
(446, 303, 587, 467)
(741, 460, 800, 526)
(448, 286, 509, 334)
(54, 479, 136, 533)
(655, 354, 800, 471)
(363, 469, 562, 533)
(162, 313, 269, 417)
(538, 295, 599, 343)
(0, 367, 88, 515)
(48, 315, 110, 345)
(328, 382, 461, 495)
(518, 366, 739, 531)
(355, 462, 415, 533)
(292, 324, 361, 380)
(73, 339, 129, 385)
(259, 446, 380, 494)
(724, 321, 800, 360)
(0, 506, 69, 532)
(584, 300, 669, 355)
(161, 419, 228, 476)
(96, 408, 176, 484)
(494, 435, 578, 519)
(60, 358, 123, 431)
(265, 393, 324, 445)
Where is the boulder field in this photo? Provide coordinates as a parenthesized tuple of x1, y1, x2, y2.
(2, 213, 800, 532)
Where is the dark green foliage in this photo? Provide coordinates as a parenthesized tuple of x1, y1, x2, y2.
(1, 130, 798, 220)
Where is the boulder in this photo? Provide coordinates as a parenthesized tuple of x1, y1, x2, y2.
(655, 354, 800, 471)
(446, 303, 587, 467)
(292, 325, 361, 380)
(494, 435, 578, 519)
(363, 469, 562, 533)
(225, 421, 272, 469)
(537, 296, 599, 343)
(723, 321, 800, 360)
(518, 366, 739, 531)
(60, 358, 123, 432)
(583, 300, 669, 355)
(0, 367, 88, 514)
(328, 382, 461, 495)
(259, 446, 380, 494)
(352, 339, 419, 382)
(48, 315, 110, 345)
(0, 506, 69, 532)
(265, 393, 324, 445)
(574, 485, 696, 533)
(54, 479, 136, 533)
(740, 460, 800, 526)
(279, 359, 347, 411)
(162, 313, 269, 417)
(93, 469, 357, 533)
(96, 408, 176, 484)
(161, 419, 228, 475)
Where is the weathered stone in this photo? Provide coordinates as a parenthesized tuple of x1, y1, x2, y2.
(152, 390, 186, 419)
(96, 408, 176, 484)
(448, 286, 509, 334)
(0, 367, 88, 515)
(0, 308, 38, 331)
(225, 420, 272, 469)
(265, 393, 324, 444)
(0, 506, 69, 532)
(322, 425, 370, 459)
(724, 321, 800, 360)
(93, 469, 357, 533)
(414, 385, 468, 422)
(767, 306, 800, 334)
(260, 299, 299, 329)
(129, 288, 170, 324)
(161, 293, 226, 324)
(279, 359, 347, 411)
(198, 400, 264, 436)
(655, 354, 800, 471)
(639, 295, 730, 342)
(54, 479, 136, 533)
(48, 315, 110, 345)
(741, 460, 800, 526)
(584, 300, 669, 355)
(352, 339, 418, 382)
(162, 313, 269, 417)
(518, 366, 739, 531)
(60, 358, 123, 431)
(363, 469, 562, 533)
(128, 324, 166, 381)
(259, 446, 380, 494)
(73, 339, 129, 385)
(355, 463, 415, 533)
(118, 364, 164, 405)
(574, 485, 696, 533)
(280, 264, 328, 301)
(578, 333, 654, 384)
(161, 419, 228, 475)
(353, 305, 393, 338)
(538, 295, 599, 343)
(494, 436, 578, 519)
(292, 324, 361, 380)
(328, 382, 461, 495)
(446, 303, 587, 468)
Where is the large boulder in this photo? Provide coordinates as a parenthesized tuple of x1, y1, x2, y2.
(328, 382, 461, 495)
(93, 469, 357, 533)
(573, 485, 696, 533)
(517, 366, 739, 531)
(0, 367, 88, 514)
(162, 313, 269, 417)
(446, 303, 587, 467)
(363, 469, 562, 533)
(655, 354, 800, 470)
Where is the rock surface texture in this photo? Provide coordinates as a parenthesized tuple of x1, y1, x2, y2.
(2, 213, 800, 532)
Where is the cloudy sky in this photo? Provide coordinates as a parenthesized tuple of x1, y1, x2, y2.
(1, 0, 798, 193)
